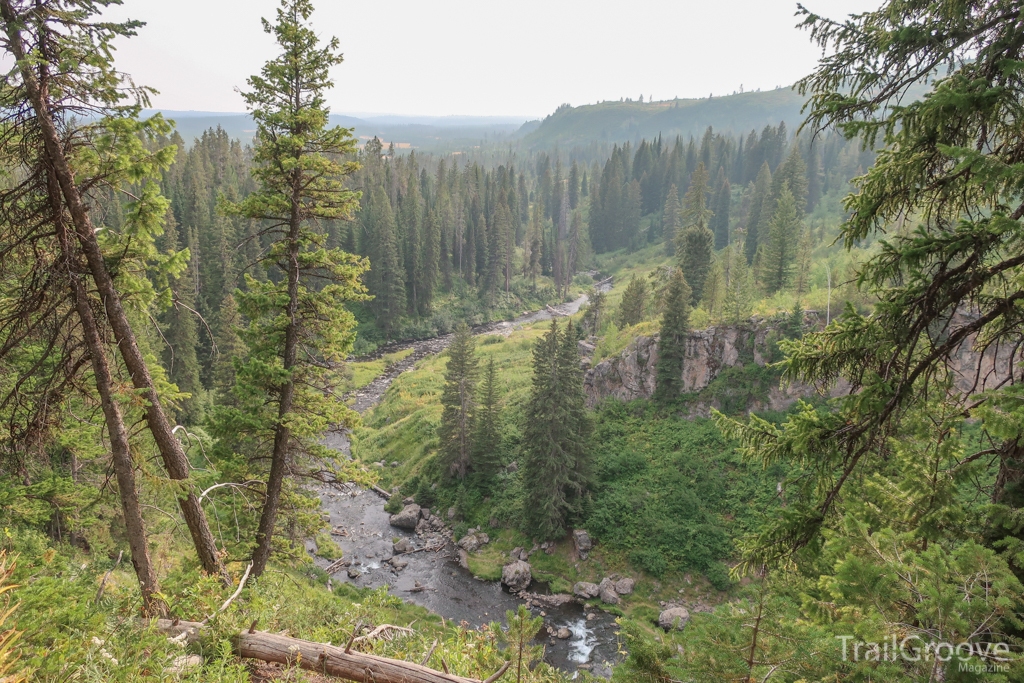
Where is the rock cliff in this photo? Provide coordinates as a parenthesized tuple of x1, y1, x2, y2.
(583, 312, 1018, 414)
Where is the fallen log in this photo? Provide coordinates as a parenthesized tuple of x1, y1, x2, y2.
(152, 619, 509, 683)
(236, 628, 486, 682)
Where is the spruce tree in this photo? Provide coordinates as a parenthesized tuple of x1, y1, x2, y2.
(438, 323, 478, 479)
(744, 162, 772, 264)
(212, 292, 247, 405)
(367, 186, 406, 336)
(218, 0, 369, 577)
(654, 269, 692, 403)
(661, 184, 681, 248)
(712, 176, 731, 250)
(760, 184, 801, 294)
(676, 224, 714, 307)
(617, 275, 648, 328)
(675, 162, 715, 304)
(522, 320, 591, 540)
(722, 244, 754, 324)
(471, 357, 502, 480)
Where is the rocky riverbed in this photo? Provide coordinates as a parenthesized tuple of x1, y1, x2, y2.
(316, 285, 623, 678)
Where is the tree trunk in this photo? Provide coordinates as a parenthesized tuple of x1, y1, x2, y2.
(0, 2, 228, 583)
(50, 168, 164, 617)
(237, 629, 482, 683)
(250, 175, 302, 578)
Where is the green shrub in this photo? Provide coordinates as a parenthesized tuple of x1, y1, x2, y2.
(384, 495, 403, 514)
(705, 562, 732, 592)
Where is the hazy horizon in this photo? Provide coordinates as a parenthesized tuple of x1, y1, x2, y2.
(106, 0, 880, 118)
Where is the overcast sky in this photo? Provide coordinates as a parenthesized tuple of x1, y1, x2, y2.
(105, 0, 880, 119)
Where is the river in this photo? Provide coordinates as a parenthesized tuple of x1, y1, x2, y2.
(315, 285, 621, 678)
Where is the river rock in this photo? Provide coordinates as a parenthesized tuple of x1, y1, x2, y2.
(557, 627, 571, 640)
(573, 581, 600, 599)
(421, 507, 431, 519)
(520, 592, 575, 608)
(598, 577, 620, 604)
(447, 507, 457, 520)
(346, 567, 360, 579)
(390, 557, 408, 570)
(457, 532, 489, 552)
(389, 504, 421, 529)
(393, 538, 413, 554)
(501, 560, 532, 592)
(458, 549, 469, 570)
(573, 529, 593, 559)
(658, 607, 690, 631)
(615, 577, 635, 595)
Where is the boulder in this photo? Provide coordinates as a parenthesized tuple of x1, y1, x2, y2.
(573, 529, 593, 559)
(501, 560, 532, 592)
(390, 557, 408, 570)
(556, 628, 572, 640)
(447, 507, 457, 520)
(614, 577, 635, 595)
(392, 538, 414, 554)
(457, 532, 490, 552)
(457, 549, 469, 570)
(573, 581, 600, 599)
(598, 577, 620, 605)
(421, 507, 431, 519)
(658, 607, 690, 631)
(389, 504, 421, 530)
(511, 547, 523, 560)
(346, 567, 360, 579)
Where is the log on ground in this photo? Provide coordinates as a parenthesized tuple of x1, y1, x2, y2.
(235, 629, 486, 683)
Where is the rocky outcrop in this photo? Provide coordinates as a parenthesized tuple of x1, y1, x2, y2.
(456, 531, 490, 552)
(573, 581, 600, 599)
(598, 577, 620, 604)
(573, 529, 592, 559)
(659, 606, 691, 631)
(502, 560, 532, 592)
(614, 577, 635, 595)
(585, 311, 1017, 413)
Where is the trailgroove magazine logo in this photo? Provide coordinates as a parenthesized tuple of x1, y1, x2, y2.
(836, 635, 1011, 673)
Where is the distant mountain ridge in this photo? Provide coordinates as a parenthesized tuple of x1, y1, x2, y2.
(519, 88, 808, 149)
(144, 110, 527, 151)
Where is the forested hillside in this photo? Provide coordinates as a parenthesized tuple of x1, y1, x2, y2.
(1, 0, 1023, 682)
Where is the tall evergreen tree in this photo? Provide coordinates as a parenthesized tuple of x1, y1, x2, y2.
(366, 186, 406, 336)
(472, 357, 502, 479)
(661, 184, 681, 248)
(522, 320, 591, 540)
(711, 176, 732, 249)
(675, 162, 715, 304)
(654, 269, 692, 403)
(760, 185, 801, 295)
(218, 0, 369, 577)
(617, 275, 648, 328)
(744, 162, 772, 264)
(438, 323, 478, 479)
(0, 0, 229, 583)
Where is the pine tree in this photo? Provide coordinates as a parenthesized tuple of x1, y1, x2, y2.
(438, 323, 478, 479)
(722, 244, 754, 324)
(794, 224, 814, 297)
(524, 201, 542, 288)
(582, 290, 606, 336)
(744, 162, 772, 264)
(522, 320, 591, 540)
(367, 186, 406, 336)
(218, 0, 369, 577)
(675, 224, 714, 307)
(711, 176, 732, 249)
(617, 275, 648, 328)
(675, 162, 715, 304)
(760, 184, 801, 295)
(417, 207, 439, 316)
(164, 228, 203, 424)
(471, 357, 502, 480)
(654, 269, 692, 403)
(660, 184, 681, 249)
(212, 292, 246, 405)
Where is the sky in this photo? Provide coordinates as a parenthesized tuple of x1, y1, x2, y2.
(105, 0, 881, 119)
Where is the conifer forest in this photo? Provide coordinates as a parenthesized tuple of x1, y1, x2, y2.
(1, 0, 1024, 681)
